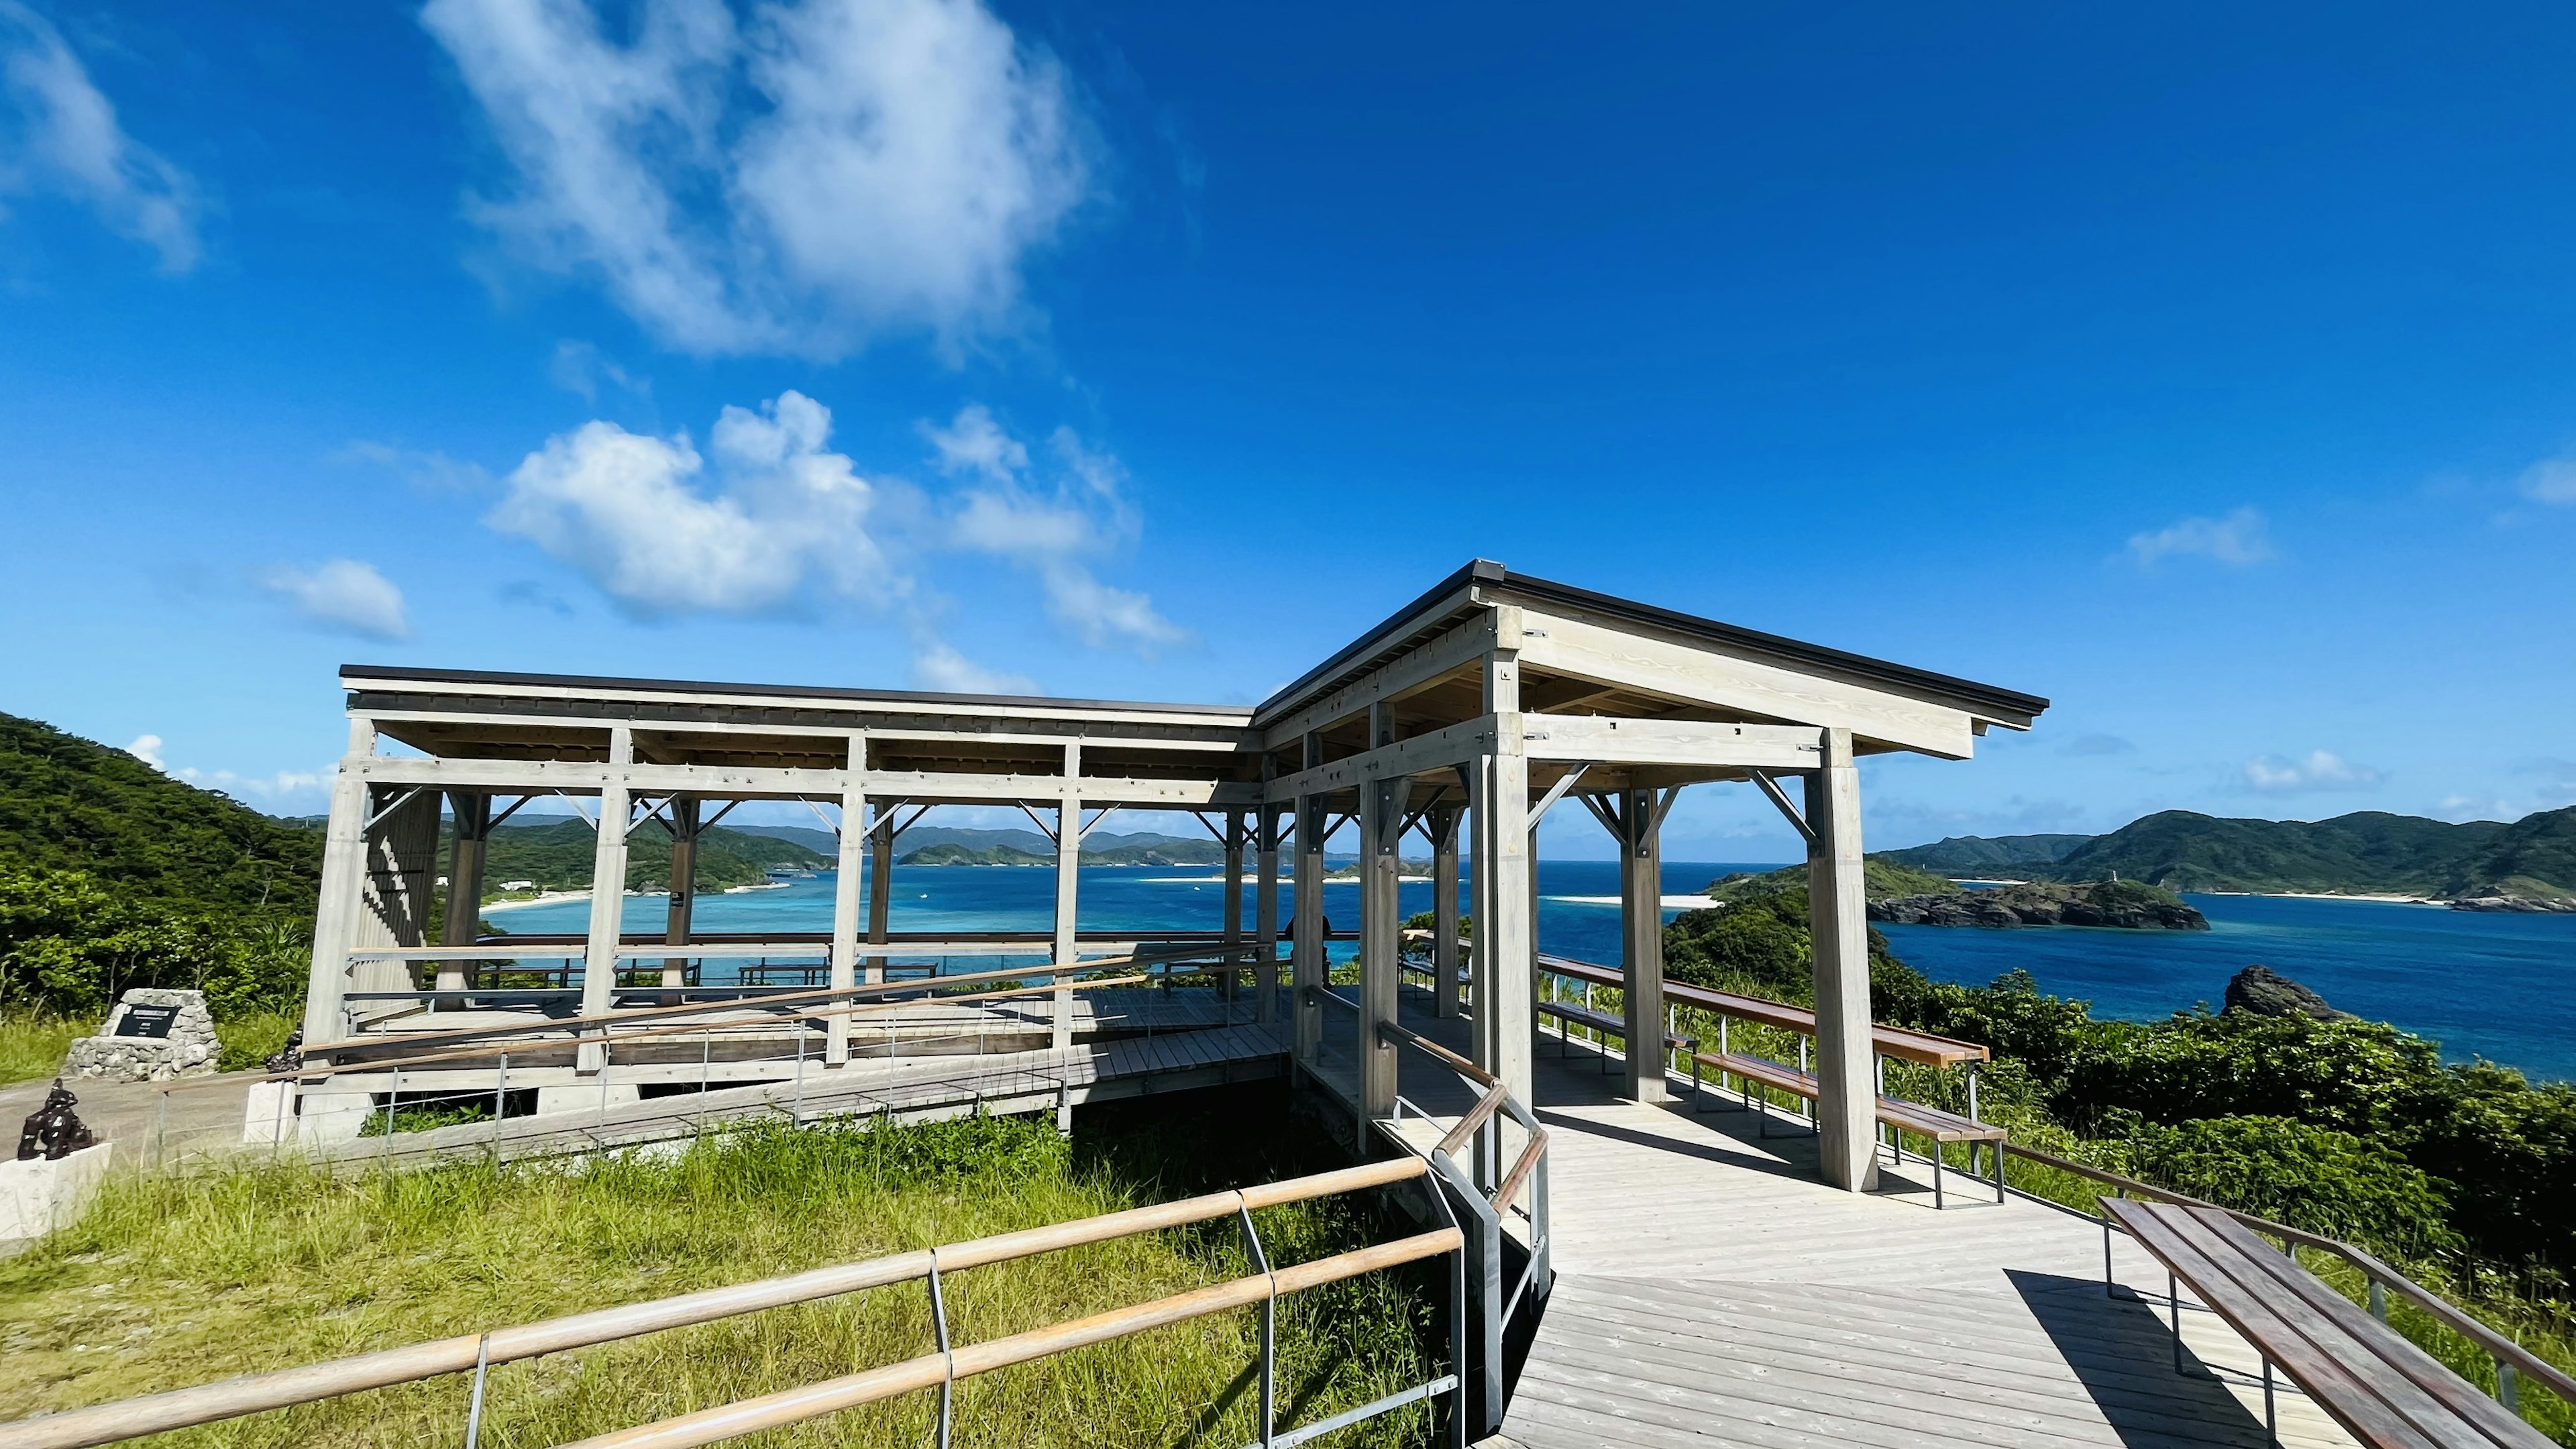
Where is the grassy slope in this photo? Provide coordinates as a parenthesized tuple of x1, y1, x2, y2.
(0, 1095, 1432, 1448)
(0, 712, 323, 914)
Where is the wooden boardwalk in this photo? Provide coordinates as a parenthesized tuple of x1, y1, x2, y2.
(1323, 996, 2362, 1449)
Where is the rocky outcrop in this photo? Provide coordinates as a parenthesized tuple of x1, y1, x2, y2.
(1870, 880, 2210, 930)
(2224, 965, 2350, 1020)
(2449, 881, 2576, 913)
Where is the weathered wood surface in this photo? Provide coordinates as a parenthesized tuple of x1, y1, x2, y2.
(1356, 1000, 2361, 1449)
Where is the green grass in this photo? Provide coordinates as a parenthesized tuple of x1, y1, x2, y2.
(0, 1011, 89, 1086)
(214, 1008, 301, 1073)
(0, 1089, 1439, 1448)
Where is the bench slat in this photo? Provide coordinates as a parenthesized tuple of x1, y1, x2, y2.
(1538, 1001, 1695, 1051)
(2110, 1201, 2491, 1449)
(2197, 1209, 2550, 1449)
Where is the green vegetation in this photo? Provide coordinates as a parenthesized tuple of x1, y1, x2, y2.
(1, 1011, 89, 1086)
(900, 841, 1055, 866)
(0, 1095, 1436, 1448)
(1876, 806, 2576, 900)
(0, 712, 323, 915)
(478, 818, 829, 898)
(1, 865, 311, 1022)
(1701, 859, 1962, 904)
(1660, 881, 2576, 1438)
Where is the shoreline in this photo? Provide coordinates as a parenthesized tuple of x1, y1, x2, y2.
(2195, 890, 2445, 906)
(480, 881, 793, 915)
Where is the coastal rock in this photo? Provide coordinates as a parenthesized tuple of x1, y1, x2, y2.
(2449, 882, 2576, 914)
(1868, 881, 2210, 931)
(2224, 965, 2350, 1020)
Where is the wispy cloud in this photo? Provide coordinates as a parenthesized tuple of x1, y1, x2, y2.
(2127, 506, 2274, 568)
(421, 0, 1087, 359)
(910, 637, 1035, 695)
(124, 733, 163, 768)
(258, 559, 412, 641)
(548, 339, 648, 402)
(125, 731, 325, 800)
(2062, 733, 2136, 757)
(2519, 453, 2576, 506)
(337, 440, 494, 493)
(2243, 749, 2383, 795)
(932, 407, 1182, 654)
(0, 0, 199, 271)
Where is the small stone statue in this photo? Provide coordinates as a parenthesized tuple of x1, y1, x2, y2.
(15, 1079, 97, 1162)
(263, 1028, 305, 1075)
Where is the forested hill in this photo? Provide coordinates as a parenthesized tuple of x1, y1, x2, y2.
(1876, 808, 2576, 900)
(480, 818, 830, 896)
(0, 711, 323, 914)
(1877, 833, 2090, 873)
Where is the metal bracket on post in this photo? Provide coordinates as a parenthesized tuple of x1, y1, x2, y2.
(928, 1258, 955, 1449)
(1236, 1205, 1277, 1448)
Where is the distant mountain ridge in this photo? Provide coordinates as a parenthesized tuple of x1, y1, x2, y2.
(1874, 808, 2576, 906)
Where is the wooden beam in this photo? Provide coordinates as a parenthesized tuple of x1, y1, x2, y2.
(1515, 608, 1981, 758)
(1258, 612, 1499, 749)
(346, 757, 1261, 808)
(1520, 715, 1825, 771)
(1260, 715, 1499, 803)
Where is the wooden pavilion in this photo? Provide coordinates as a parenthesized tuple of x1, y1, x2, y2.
(297, 558, 2045, 1189)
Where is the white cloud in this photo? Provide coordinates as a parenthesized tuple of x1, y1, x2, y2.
(2127, 506, 2274, 567)
(910, 638, 1035, 694)
(421, 0, 1087, 358)
(2519, 454, 2576, 506)
(548, 339, 649, 400)
(259, 559, 412, 641)
(488, 388, 898, 616)
(176, 765, 326, 800)
(2243, 749, 2384, 795)
(0, 0, 198, 271)
(124, 733, 163, 769)
(930, 406, 1182, 652)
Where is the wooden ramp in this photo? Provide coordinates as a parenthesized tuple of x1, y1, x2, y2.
(1342, 997, 2363, 1449)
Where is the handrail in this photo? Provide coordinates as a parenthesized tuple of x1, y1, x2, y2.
(169, 975, 1152, 1099)
(556, 1230, 1462, 1449)
(0, 1158, 1434, 1449)
(2005, 1141, 2576, 1409)
(1375, 1018, 1498, 1089)
(1537, 953, 1988, 1067)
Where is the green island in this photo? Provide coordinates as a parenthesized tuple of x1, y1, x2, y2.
(1882, 807, 2576, 910)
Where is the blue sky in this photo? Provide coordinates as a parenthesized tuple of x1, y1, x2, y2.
(3, 1, 2575, 861)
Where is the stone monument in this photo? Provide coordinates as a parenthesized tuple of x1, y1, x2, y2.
(63, 987, 221, 1083)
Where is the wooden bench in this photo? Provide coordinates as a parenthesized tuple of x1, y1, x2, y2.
(2104, 1198, 2553, 1448)
(1692, 1048, 2006, 1209)
(1536, 999, 1699, 1079)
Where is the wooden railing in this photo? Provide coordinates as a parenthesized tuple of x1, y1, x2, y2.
(0, 1159, 1461, 1449)
(2005, 1140, 2576, 1421)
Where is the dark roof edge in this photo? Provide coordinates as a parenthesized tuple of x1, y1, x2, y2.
(1489, 569, 2051, 720)
(1252, 559, 2048, 728)
(339, 664, 1256, 720)
(1250, 560, 1501, 724)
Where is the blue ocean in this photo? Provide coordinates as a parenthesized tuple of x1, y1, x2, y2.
(494, 859, 2576, 1082)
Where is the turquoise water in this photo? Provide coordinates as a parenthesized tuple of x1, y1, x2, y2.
(492, 860, 2576, 1081)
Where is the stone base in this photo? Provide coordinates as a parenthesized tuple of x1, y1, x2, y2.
(1, 1142, 113, 1241)
(64, 988, 221, 1083)
(243, 1081, 297, 1145)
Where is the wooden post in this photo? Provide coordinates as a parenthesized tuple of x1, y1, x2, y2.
(437, 790, 490, 1002)
(866, 810, 893, 985)
(1432, 802, 1462, 1020)
(578, 726, 634, 1072)
(662, 796, 699, 989)
(1357, 704, 1401, 1128)
(1291, 735, 1325, 1074)
(1223, 810, 1246, 1001)
(828, 738, 866, 1066)
(1807, 728, 1878, 1191)
(301, 718, 379, 1045)
(1254, 796, 1281, 1024)
(1053, 741, 1082, 1051)
(1619, 786, 1667, 1104)
(1472, 635, 1533, 1111)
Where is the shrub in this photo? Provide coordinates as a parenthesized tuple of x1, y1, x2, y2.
(0, 865, 307, 1020)
(2116, 1114, 2460, 1260)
